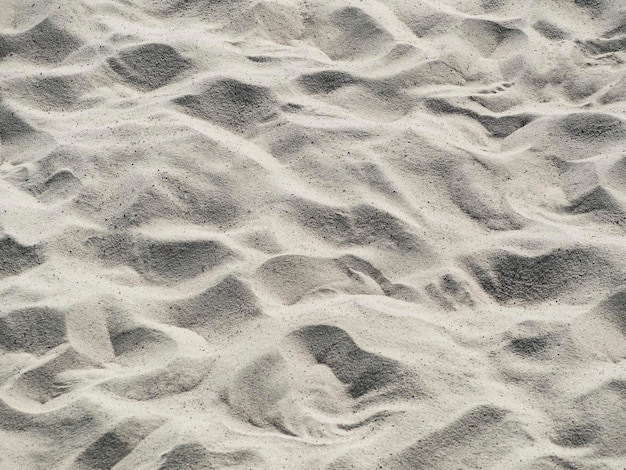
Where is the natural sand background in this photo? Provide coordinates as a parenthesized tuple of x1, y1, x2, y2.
(1, 0, 626, 468)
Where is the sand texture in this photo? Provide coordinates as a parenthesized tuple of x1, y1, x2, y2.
(1, 0, 626, 468)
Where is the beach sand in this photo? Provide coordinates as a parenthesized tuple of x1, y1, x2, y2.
(0, 0, 625, 468)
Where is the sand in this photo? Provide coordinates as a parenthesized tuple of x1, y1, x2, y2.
(0, 0, 625, 468)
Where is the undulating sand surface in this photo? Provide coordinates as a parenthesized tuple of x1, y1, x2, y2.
(1, 0, 626, 468)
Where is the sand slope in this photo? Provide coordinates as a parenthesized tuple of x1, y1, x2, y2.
(1, 0, 626, 468)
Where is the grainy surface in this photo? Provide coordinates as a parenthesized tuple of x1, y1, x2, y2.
(0, 0, 625, 468)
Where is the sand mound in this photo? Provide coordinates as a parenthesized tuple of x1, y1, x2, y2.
(108, 43, 191, 91)
(304, 6, 395, 61)
(87, 233, 237, 284)
(223, 322, 418, 441)
(167, 275, 263, 332)
(0, 307, 65, 354)
(0, 19, 81, 64)
(158, 444, 264, 470)
(72, 417, 164, 470)
(0, 236, 42, 278)
(289, 324, 416, 400)
(465, 246, 624, 303)
(424, 98, 536, 138)
(174, 79, 279, 134)
(383, 406, 531, 469)
(256, 254, 418, 304)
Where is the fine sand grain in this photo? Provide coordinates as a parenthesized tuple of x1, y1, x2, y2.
(1, 0, 626, 468)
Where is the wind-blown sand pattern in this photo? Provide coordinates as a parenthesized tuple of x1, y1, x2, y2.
(1, 0, 625, 468)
